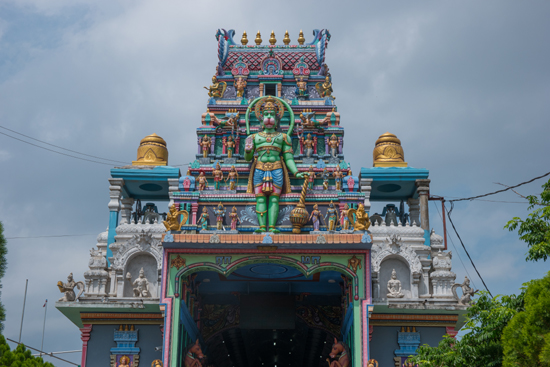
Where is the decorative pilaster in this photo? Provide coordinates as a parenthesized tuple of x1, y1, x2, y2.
(210, 135, 216, 155)
(192, 203, 199, 225)
(120, 198, 134, 225)
(107, 178, 124, 261)
(407, 198, 420, 226)
(415, 179, 430, 231)
(168, 179, 180, 207)
(80, 324, 93, 367)
(361, 178, 373, 213)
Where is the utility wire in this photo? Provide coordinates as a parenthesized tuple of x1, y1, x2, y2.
(0, 131, 115, 166)
(0, 125, 127, 164)
(431, 201, 478, 290)
(445, 202, 492, 297)
(448, 171, 550, 203)
(7, 338, 79, 366)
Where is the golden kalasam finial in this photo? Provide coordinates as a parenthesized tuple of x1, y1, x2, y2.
(269, 30, 276, 45)
(373, 132, 407, 167)
(255, 31, 262, 45)
(298, 30, 305, 45)
(283, 30, 290, 45)
(132, 133, 168, 166)
(241, 31, 248, 45)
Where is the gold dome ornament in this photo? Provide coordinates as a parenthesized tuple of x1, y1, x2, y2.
(373, 132, 407, 167)
(283, 30, 290, 45)
(255, 31, 262, 45)
(297, 30, 305, 45)
(241, 31, 248, 45)
(132, 133, 168, 166)
(269, 30, 277, 45)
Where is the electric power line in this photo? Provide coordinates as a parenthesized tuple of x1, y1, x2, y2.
(448, 171, 550, 203)
(6, 234, 97, 240)
(6, 338, 79, 366)
(445, 202, 492, 297)
(0, 125, 127, 164)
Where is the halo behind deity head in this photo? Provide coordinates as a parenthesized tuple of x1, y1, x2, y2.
(245, 96, 295, 136)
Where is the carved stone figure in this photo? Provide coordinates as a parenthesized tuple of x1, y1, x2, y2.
(224, 135, 236, 158)
(229, 206, 240, 231)
(198, 207, 209, 230)
(57, 273, 85, 302)
(316, 76, 334, 98)
(322, 168, 330, 190)
(327, 338, 350, 367)
(387, 269, 404, 298)
(340, 203, 350, 230)
(212, 162, 224, 190)
(200, 136, 211, 158)
(295, 76, 308, 98)
(348, 204, 370, 232)
(333, 165, 344, 191)
(204, 75, 227, 98)
(328, 134, 340, 158)
(127, 268, 150, 298)
(302, 133, 314, 158)
(163, 205, 189, 231)
(214, 202, 226, 230)
(244, 96, 304, 232)
(452, 276, 478, 305)
(309, 204, 324, 231)
(197, 172, 208, 191)
(225, 165, 238, 190)
(234, 77, 247, 98)
(325, 201, 339, 231)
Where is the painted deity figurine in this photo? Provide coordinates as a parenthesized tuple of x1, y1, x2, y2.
(224, 135, 236, 158)
(229, 206, 240, 231)
(340, 203, 350, 230)
(316, 76, 334, 98)
(302, 133, 314, 158)
(295, 76, 308, 98)
(127, 268, 151, 298)
(198, 207, 209, 230)
(204, 75, 227, 98)
(325, 201, 339, 231)
(307, 165, 316, 190)
(309, 204, 325, 231)
(333, 165, 344, 191)
(197, 171, 208, 191)
(387, 269, 404, 298)
(348, 203, 370, 232)
(214, 202, 226, 230)
(321, 168, 330, 190)
(225, 165, 238, 190)
(184, 340, 205, 367)
(244, 96, 304, 233)
(327, 339, 350, 367)
(234, 77, 247, 98)
(328, 134, 340, 159)
(163, 205, 189, 231)
(57, 273, 84, 302)
(200, 135, 211, 158)
(118, 356, 131, 367)
(212, 162, 224, 190)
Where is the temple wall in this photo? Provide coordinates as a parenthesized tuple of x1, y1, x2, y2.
(85, 324, 163, 367)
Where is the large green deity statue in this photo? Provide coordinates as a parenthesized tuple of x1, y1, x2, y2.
(245, 96, 304, 233)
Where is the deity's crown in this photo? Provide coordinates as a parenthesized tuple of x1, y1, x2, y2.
(330, 133, 337, 140)
(263, 96, 277, 112)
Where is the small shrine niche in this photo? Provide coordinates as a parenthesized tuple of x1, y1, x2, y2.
(123, 254, 159, 298)
(380, 258, 411, 299)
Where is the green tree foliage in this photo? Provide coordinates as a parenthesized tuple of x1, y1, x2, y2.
(505, 179, 550, 261)
(502, 271, 550, 366)
(0, 335, 55, 367)
(408, 291, 524, 367)
(0, 221, 6, 331)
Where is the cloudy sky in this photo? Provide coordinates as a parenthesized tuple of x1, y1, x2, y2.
(0, 0, 549, 364)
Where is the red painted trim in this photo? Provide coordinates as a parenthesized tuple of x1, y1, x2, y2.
(446, 326, 458, 339)
(80, 324, 93, 367)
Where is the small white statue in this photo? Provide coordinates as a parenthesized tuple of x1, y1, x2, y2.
(387, 269, 404, 298)
(127, 268, 151, 298)
(57, 273, 85, 302)
(452, 276, 477, 305)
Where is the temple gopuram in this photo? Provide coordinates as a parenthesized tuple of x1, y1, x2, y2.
(56, 29, 472, 367)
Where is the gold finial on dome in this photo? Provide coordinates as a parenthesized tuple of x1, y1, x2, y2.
(283, 30, 290, 45)
(298, 30, 305, 45)
(269, 30, 277, 45)
(373, 132, 407, 167)
(132, 133, 168, 166)
(241, 31, 248, 45)
(255, 31, 262, 45)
